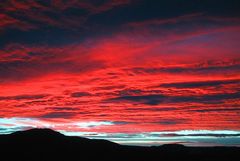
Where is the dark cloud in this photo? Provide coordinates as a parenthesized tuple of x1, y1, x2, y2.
(0, 60, 42, 82)
(89, 0, 240, 29)
(0, 94, 48, 101)
(95, 121, 131, 125)
(71, 92, 92, 97)
(40, 112, 77, 119)
(155, 118, 189, 125)
(0, 0, 132, 31)
(108, 94, 166, 105)
(192, 108, 240, 113)
(126, 107, 178, 112)
(45, 107, 78, 111)
(159, 79, 240, 88)
(126, 62, 240, 75)
(112, 121, 131, 125)
(0, 0, 133, 47)
(0, 0, 239, 48)
(95, 85, 126, 90)
(118, 89, 144, 96)
(107, 92, 240, 105)
(0, 49, 104, 83)
(198, 92, 240, 103)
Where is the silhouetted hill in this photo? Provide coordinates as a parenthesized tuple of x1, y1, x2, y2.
(0, 128, 239, 161)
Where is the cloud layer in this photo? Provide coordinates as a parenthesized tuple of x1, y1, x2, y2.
(0, 0, 240, 146)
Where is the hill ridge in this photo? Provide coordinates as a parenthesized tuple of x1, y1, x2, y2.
(0, 128, 239, 161)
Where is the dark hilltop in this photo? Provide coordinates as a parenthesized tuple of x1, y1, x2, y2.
(0, 128, 239, 161)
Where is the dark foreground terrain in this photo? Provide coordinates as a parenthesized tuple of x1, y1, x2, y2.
(0, 129, 239, 161)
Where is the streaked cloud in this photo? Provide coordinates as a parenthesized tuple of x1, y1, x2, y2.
(0, 0, 240, 146)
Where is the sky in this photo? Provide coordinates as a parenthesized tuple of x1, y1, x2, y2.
(0, 0, 240, 146)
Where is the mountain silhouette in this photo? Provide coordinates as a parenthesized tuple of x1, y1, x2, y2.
(0, 128, 239, 161)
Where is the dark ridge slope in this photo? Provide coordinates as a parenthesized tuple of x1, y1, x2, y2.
(0, 128, 239, 161)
